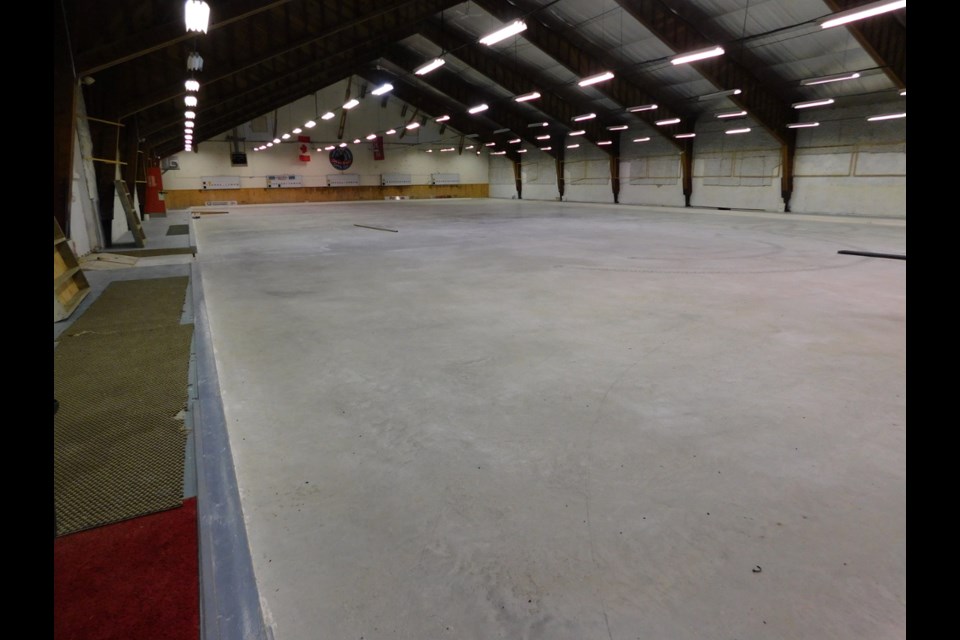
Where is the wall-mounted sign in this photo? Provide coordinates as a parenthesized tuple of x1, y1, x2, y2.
(266, 175, 303, 188)
(372, 136, 384, 161)
(329, 147, 353, 171)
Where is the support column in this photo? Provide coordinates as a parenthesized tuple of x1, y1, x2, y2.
(780, 129, 797, 212)
(555, 146, 565, 201)
(681, 138, 694, 207)
(513, 156, 522, 200)
(610, 135, 621, 204)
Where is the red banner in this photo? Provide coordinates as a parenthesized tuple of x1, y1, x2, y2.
(298, 135, 311, 162)
(372, 136, 384, 161)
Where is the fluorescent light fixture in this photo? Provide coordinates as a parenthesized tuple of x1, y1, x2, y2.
(325, 145, 335, 150)
(566, 144, 580, 149)
(321, 112, 336, 120)
(184, 95, 198, 107)
(540, 146, 552, 151)
(484, 142, 496, 147)
(186, 52, 204, 72)
(366, 133, 377, 140)
(385, 129, 397, 135)
(414, 58, 445, 75)
(465, 145, 475, 150)
(435, 115, 451, 122)
(632, 137, 650, 143)
(184, 133, 193, 140)
(572, 113, 596, 122)
(515, 91, 541, 102)
(793, 98, 835, 109)
(568, 130, 585, 136)
(273, 138, 281, 144)
(627, 104, 658, 112)
(725, 128, 751, 135)
(305, 120, 317, 128)
(468, 104, 489, 114)
(426, 149, 433, 153)
(491, 151, 507, 155)
(282, 133, 291, 139)
(606, 125, 629, 131)
(698, 88, 741, 101)
(479, 20, 527, 46)
(267, 142, 274, 147)
(509, 138, 521, 144)
(184, 121, 195, 129)
(867, 112, 906, 121)
(184, 1, 210, 33)
(787, 122, 819, 129)
(371, 83, 393, 96)
(184, 79, 200, 92)
(353, 138, 362, 144)
(716, 110, 747, 119)
(675, 133, 696, 139)
(518, 149, 527, 153)
(494, 128, 510, 134)
(899, 90, 906, 96)
(536, 134, 550, 140)
(339, 142, 347, 147)
(578, 71, 614, 87)
(292, 128, 302, 134)
(801, 72, 861, 86)
(820, 0, 906, 29)
(441, 147, 456, 152)
(597, 140, 612, 146)
(184, 110, 196, 119)
(405, 121, 421, 130)
(655, 118, 681, 126)
(527, 122, 549, 128)
(671, 46, 724, 65)
(343, 99, 360, 110)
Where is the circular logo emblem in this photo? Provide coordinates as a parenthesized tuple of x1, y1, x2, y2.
(329, 147, 353, 171)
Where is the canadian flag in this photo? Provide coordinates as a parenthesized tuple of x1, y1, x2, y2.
(298, 135, 311, 162)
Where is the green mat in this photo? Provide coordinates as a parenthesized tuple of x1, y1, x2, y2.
(54, 277, 193, 536)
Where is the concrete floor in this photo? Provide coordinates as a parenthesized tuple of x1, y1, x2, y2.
(191, 199, 905, 640)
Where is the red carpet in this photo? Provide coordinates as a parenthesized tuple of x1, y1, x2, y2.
(54, 498, 199, 640)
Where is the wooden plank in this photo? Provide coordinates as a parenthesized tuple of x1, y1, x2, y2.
(54, 218, 92, 322)
(115, 180, 147, 247)
(163, 184, 490, 208)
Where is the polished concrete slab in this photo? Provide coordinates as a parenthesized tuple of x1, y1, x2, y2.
(192, 199, 906, 640)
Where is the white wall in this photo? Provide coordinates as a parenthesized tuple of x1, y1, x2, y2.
(789, 101, 906, 217)
(562, 143, 614, 204)
(163, 78, 489, 191)
(490, 97, 906, 218)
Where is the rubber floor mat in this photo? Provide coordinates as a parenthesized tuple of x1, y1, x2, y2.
(53, 277, 194, 536)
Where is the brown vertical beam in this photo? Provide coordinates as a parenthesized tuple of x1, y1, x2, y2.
(556, 146, 566, 200)
(781, 129, 797, 212)
(610, 135, 622, 204)
(513, 157, 523, 200)
(680, 139, 694, 207)
(54, 2, 78, 234)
